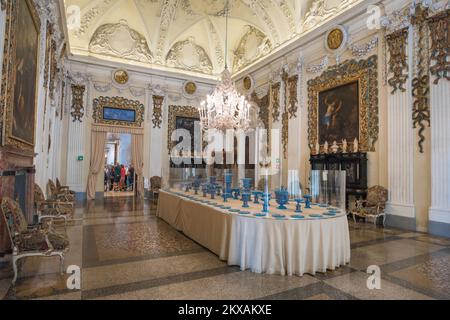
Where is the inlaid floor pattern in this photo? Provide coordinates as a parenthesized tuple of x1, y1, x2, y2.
(1, 197, 450, 300)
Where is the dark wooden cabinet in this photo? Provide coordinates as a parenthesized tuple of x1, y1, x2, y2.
(310, 153, 368, 206)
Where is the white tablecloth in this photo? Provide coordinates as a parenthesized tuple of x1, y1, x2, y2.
(157, 190, 351, 276)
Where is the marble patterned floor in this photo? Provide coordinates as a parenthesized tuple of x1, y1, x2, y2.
(1, 197, 450, 300)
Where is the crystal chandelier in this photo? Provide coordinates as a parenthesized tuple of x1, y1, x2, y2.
(199, 1, 250, 132)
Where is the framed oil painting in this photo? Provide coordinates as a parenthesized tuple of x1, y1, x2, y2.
(0, 0, 41, 151)
(318, 81, 360, 145)
(167, 105, 200, 153)
(308, 55, 379, 153)
(92, 96, 144, 128)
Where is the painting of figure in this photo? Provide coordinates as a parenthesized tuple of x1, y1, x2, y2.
(176, 116, 200, 153)
(11, 0, 40, 145)
(318, 81, 360, 145)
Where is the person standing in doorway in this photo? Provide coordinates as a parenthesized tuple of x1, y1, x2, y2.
(128, 165, 135, 191)
(120, 164, 126, 191)
(114, 163, 121, 192)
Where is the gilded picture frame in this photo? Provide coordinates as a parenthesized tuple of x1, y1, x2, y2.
(0, 0, 41, 152)
(167, 105, 200, 154)
(92, 96, 145, 128)
(308, 55, 379, 152)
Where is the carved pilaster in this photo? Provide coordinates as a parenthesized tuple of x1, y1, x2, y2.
(152, 95, 164, 129)
(70, 85, 85, 122)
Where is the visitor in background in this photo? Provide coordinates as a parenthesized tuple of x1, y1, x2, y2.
(114, 163, 121, 192)
(109, 166, 115, 191)
(128, 165, 135, 191)
(120, 164, 126, 191)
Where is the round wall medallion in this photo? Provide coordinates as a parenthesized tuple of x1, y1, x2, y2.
(184, 81, 197, 95)
(325, 26, 348, 53)
(113, 69, 129, 85)
(243, 76, 253, 91)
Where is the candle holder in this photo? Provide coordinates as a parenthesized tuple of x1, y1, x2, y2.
(241, 193, 251, 208)
(303, 195, 312, 209)
(275, 187, 289, 210)
(294, 198, 303, 213)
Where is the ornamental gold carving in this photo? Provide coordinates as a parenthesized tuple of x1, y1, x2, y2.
(427, 10, 450, 84)
(70, 85, 85, 122)
(271, 83, 281, 122)
(287, 75, 299, 119)
(152, 95, 164, 129)
(167, 105, 200, 153)
(386, 28, 409, 94)
(411, 4, 430, 154)
(308, 55, 379, 153)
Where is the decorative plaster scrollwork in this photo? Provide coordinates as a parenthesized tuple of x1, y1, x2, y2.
(427, 9, 450, 84)
(166, 37, 213, 74)
(71, 85, 86, 122)
(89, 20, 153, 64)
(152, 95, 164, 129)
(233, 26, 272, 72)
(93, 82, 112, 93)
(306, 56, 329, 74)
(386, 28, 409, 94)
(411, 4, 431, 154)
(129, 87, 146, 97)
(349, 36, 379, 58)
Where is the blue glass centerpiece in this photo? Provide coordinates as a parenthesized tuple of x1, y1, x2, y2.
(222, 173, 233, 202)
(202, 183, 208, 197)
(241, 178, 252, 193)
(275, 187, 289, 210)
(192, 177, 201, 195)
(303, 194, 312, 209)
(261, 192, 271, 213)
(252, 191, 262, 204)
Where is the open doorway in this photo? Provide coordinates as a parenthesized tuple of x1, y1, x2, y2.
(104, 133, 136, 198)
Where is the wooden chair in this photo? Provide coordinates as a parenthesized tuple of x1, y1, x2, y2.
(1, 197, 69, 285)
(47, 179, 75, 203)
(56, 178, 75, 196)
(34, 184, 73, 226)
(150, 176, 162, 205)
(352, 186, 388, 226)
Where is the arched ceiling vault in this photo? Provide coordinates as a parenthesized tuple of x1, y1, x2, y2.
(64, 0, 361, 78)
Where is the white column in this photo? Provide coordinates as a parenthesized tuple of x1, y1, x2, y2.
(386, 29, 415, 223)
(429, 79, 450, 229)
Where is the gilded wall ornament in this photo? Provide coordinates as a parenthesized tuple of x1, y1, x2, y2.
(287, 75, 299, 119)
(70, 85, 85, 122)
(427, 10, 450, 84)
(326, 27, 346, 51)
(152, 95, 164, 129)
(184, 82, 197, 95)
(411, 4, 430, 154)
(89, 20, 153, 64)
(113, 69, 129, 85)
(251, 90, 270, 155)
(243, 76, 253, 92)
(271, 83, 281, 122)
(308, 55, 379, 153)
(92, 96, 144, 128)
(386, 28, 409, 94)
(282, 112, 289, 159)
(167, 105, 200, 153)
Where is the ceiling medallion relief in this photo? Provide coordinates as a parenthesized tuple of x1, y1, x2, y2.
(166, 37, 213, 74)
(303, 0, 358, 32)
(233, 26, 272, 72)
(89, 20, 153, 64)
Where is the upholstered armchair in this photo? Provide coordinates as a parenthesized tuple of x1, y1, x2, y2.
(47, 179, 75, 203)
(1, 198, 69, 285)
(56, 178, 75, 196)
(34, 184, 73, 226)
(352, 186, 389, 226)
(150, 176, 162, 205)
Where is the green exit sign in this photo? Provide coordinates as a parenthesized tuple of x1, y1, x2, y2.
(77, 156, 84, 161)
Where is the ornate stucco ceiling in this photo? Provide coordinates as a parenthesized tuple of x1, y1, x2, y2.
(63, 0, 360, 78)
